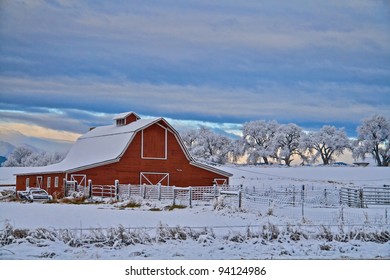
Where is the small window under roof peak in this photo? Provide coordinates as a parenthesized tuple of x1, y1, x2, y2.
(113, 112, 141, 126)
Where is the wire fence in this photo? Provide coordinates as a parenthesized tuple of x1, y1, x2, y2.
(60, 180, 390, 225)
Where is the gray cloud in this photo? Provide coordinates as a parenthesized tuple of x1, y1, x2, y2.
(0, 76, 388, 131)
(0, 0, 389, 138)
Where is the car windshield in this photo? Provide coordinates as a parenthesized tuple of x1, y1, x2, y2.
(33, 190, 47, 195)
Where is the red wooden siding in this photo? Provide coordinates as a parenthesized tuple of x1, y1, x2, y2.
(125, 113, 139, 124)
(16, 173, 66, 199)
(142, 124, 166, 159)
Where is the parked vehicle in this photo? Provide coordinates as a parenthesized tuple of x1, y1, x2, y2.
(18, 188, 52, 202)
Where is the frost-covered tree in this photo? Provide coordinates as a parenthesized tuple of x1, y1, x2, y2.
(273, 123, 303, 166)
(300, 125, 351, 165)
(353, 115, 390, 166)
(2, 146, 33, 167)
(181, 127, 233, 164)
(242, 120, 279, 165)
(2, 146, 66, 167)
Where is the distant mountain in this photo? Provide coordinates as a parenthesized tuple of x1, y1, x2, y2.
(0, 127, 73, 157)
(0, 140, 15, 156)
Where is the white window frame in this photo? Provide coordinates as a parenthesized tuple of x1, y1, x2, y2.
(47, 177, 51, 188)
(26, 178, 30, 188)
(54, 177, 59, 188)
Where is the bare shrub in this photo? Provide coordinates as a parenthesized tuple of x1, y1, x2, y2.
(261, 223, 280, 240)
(213, 195, 227, 210)
(319, 226, 334, 242)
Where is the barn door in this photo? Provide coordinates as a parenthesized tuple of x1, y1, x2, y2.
(70, 174, 87, 191)
(140, 172, 169, 186)
(36, 176, 43, 188)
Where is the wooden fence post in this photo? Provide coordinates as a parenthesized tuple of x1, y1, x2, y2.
(238, 190, 242, 210)
(158, 183, 162, 201)
(63, 178, 67, 197)
(189, 187, 193, 208)
(301, 185, 305, 221)
(359, 188, 364, 208)
(88, 179, 92, 198)
(143, 183, 147, 199)
(115, 180, 119, 200)
(128, 184, 131, 200)
(293, 186, 296, 207)
(324, 188, 327, 207)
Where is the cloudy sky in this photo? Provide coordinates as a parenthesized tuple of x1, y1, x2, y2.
(0, 0, 389, 142)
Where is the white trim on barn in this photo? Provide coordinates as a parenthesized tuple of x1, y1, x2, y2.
(140, 172, 170, 186)
(213, 178, 227, 186)
(70, 174, 87, 188)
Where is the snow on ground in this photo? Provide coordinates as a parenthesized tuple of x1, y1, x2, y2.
(0, 165, 389, 260)
(221, 165, 390, 188)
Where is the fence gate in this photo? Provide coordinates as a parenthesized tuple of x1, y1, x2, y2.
(91, 185, 116, 198)
(70, 174, 87, 192)
(340, 186, 390, 207)
(65, 181, 76, 196)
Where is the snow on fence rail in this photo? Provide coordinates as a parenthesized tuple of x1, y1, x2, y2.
(242, 185, 340, 208)
(64, 179, 389, 210)
(340, 186, 390, 207)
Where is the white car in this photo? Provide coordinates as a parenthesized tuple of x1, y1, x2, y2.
(18, 188, 53, 202)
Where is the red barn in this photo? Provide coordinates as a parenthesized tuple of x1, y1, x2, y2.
(15, 112, 232, 198)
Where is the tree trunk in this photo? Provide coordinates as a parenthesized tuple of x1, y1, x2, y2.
(262, 157, 269, 165)
(374, 145, 383, 166)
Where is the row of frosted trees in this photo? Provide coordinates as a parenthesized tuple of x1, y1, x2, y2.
(181, 115, 390, 167)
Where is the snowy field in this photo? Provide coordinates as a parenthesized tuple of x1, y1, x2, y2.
(0, 165, 389, 260)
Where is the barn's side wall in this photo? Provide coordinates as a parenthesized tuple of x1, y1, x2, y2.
(74, 123, 229, 187)
(16, 173, 66, 199)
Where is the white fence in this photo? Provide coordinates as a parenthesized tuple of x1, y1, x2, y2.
(64, 180, 388, 211)
(117, 184, 233, 207)
(340, 186, 390, 207)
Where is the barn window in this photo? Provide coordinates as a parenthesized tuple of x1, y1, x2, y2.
(26, 178, 30, 188)
(116, 118, 126, 126)
(47, 177, 51, 188)
(54, 177, 59, 188)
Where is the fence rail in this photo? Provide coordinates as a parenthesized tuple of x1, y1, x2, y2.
(340, 187, 390, 207)
(63, 179, 390, 209)
(91, 185, 116, 198)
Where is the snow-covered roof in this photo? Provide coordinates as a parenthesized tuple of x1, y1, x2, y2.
(112, 111, 140, 120)
(16, 117, 160, 175)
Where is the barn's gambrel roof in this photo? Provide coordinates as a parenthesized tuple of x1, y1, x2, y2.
(15, 114, 232, 178)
